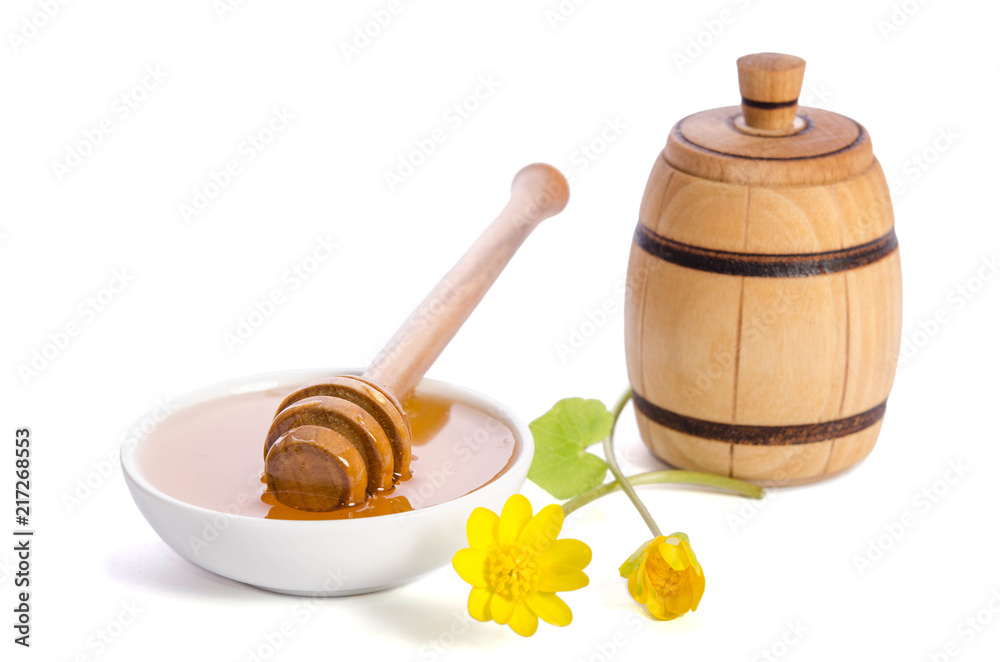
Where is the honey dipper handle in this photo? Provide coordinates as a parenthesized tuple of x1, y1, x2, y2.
(362, 163, 570, 399)
(737, 53, 806, 134)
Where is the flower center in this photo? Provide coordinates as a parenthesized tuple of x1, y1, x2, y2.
(487, 544, 539, 600)
(646, 559, 683, 593)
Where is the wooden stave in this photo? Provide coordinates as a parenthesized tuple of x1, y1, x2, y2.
(625, 156, 901, 482)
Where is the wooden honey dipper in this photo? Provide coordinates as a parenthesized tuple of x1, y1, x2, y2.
(263, 164, 569, 511)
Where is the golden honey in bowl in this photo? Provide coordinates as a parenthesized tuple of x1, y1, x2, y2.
(137, 388, 517, 520)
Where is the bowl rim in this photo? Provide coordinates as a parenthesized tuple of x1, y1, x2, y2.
(120, 368, 533, 529)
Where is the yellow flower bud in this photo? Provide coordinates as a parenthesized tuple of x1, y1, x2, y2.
(619, 532, 705, 621)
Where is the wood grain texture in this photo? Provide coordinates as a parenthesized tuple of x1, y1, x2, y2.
(646, 166, 749, 252)
(840, 253, 903, 416)
(265, 396, 394, 494)
(832, 160, 896, 249)
(275, 375, 412, 479)
(635, 260, 743, 423)
(664, 107, 873, 186)
(678, 108, 860, 161)
(626, 106, 901, 482)
(824, 421, 883, 476)
(737, 53, 806, 133)
(364, 163, 569, 400)
(265, 426, 368, 511)
(734, 275, 846, 425)
(265, 164, 570, 511)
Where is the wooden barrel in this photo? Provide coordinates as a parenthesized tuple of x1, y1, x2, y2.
(624, 54, 902, 484)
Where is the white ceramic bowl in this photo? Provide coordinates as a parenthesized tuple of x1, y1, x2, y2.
(121, 369, 532, 596)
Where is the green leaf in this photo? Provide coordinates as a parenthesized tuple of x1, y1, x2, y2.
(528, 398, 612, 500)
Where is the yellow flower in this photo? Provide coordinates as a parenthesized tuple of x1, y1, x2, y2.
(619, 532, 705, 621)
(452, 494, 592, 636)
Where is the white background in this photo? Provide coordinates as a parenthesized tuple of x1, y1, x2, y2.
(3, 0, 999, 660)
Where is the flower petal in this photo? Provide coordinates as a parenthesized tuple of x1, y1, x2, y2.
(508, 600, 539, 637)
(517, 504, 564, 553)
(525, 591, 572, 627)
(452, 548, 488, 588)
(490, 592, 516, 625)
(467, 507, 500, 551)
(536, 564, 589, 592)
(659, 539, 692, 571)
(645, 595, 681, 621)
(663, 578, 694, 615)
(498, 494, 533, 545)
(628, 569, 646, 604)
(635, 551, 650, 601)
(619, 536, 661, 578)
(690, 565, 706, 612)
(538, 538, 591, 571)
(468, 587, 493, 622)
(679, 539, 698, 567)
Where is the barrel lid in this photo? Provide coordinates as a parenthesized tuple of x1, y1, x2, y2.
(663, 53, 874, 186)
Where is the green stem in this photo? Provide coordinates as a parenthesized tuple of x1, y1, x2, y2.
(562, 470, 764, 517)
(601, 388, 663, 537)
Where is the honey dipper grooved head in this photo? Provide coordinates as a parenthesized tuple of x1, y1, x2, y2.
(266, 425, 368, 511)
(264, 375, 411, 510)
(263, 163, 569, 512)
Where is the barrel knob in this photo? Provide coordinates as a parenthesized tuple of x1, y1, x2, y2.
(736, 53, 806, 135)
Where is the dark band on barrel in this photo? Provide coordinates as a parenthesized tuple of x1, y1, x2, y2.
(741, 96, 798, 110)
(632, 392, 886, 446)
(634, 223, 897, 277)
